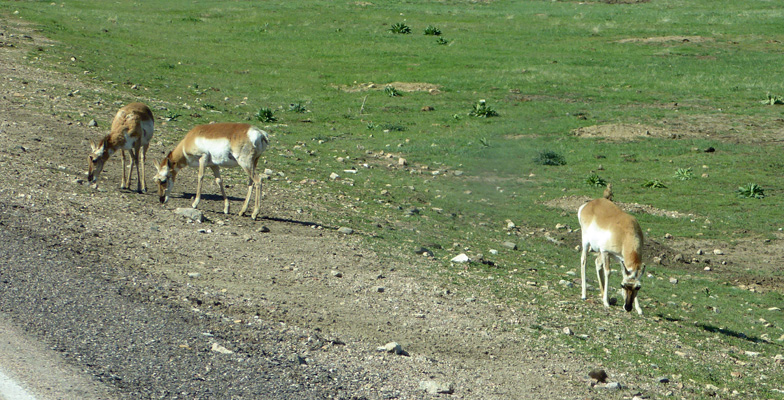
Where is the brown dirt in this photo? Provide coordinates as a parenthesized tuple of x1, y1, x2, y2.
(335, 81, 441, 94)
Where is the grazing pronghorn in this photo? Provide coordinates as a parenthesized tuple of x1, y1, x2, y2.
(578, 198, 645, 314)
(87, 102, 154, 192)
(153, 123, 270, 219)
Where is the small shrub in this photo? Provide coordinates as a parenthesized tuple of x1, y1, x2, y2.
(389, 22, 411, 34)
(289, 102, 308, 113)
(424, 25, 442, 36)
(642, 179, 667, 189)
(469, 99, 498, 118)
(534, 150, 566, 166)
(201, 103, 216, 110)
(436, 37, 449, 45)
(380, 123, 406, 132)
(737, 183, 765, 199)
(585, 173, 607, 187)
(255, 107, 277, 123)
(164, 111, 181, 121)
(479, 137, 490, 147)
(763, 94, 784, 105)
(384, 86, 402, 97)
(674, 167, 694, 181)
(366, 121, 376, 130)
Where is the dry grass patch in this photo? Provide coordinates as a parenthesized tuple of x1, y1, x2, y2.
(336, 81, 441, 94)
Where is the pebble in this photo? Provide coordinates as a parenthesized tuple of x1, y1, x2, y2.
(450, 253, 470, 263)
(373, 286, 385, 293)
(664, 233, 673, 239)
(669, 277, 678, 284)
(488, 249, 498, 255)
(713, 249, 724, 255)
(697, 249, 704, 255)
(414, 247, 434, 257)
(377, 342, 407, 355)
(559, 280, 574, 288)
(563, 327, 574, 336)
(600, 382, 622, 390)
(289, 354, 307, 365)
(331, 270, 343, 278)
(329, 172, 340, 180)
(257, 225, 270, 233)
(337, 226, 354, 235)
(187, 272, 201, 279)
(657, 376, 670, 383)
(88, 119, 97, 127)
(174, 208, 204, 222)
(210, 343, 234, 354)
(419, 380, 454, 394)
(773, 354, 784, 363)
(501, 241, 517, 250)
(398, 157, 407, 166)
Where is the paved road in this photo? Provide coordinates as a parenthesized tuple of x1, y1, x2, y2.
(0, 203, 350, 399)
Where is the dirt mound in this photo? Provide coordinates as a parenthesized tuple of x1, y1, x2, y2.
(617, 36, 712, 44)
(336, 81, 441, 94)
(544, 195, 693, 219)
(572, 123, 705, 140)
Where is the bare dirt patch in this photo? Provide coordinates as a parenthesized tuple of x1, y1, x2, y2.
(544, 195, 695, 219)
(335, 81, 441, 94)
(572, 123, 693, 140)
(616, 36, 712, 44)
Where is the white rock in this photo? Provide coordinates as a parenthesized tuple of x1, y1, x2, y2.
(419, 380, 454, 394)
(669, 277, 679, 284)
(329, 172, 340, 180)
(337, 226, 354, 234)
(563, 327, 574, 336)
(713, 249, 724, 255)
(211, 343, 234, 354)
(489, 249, 499, 255)
(398, 157, 407, 166)
(377, 342, 406, 355)
(451, 253, 470, 263)
(175, 208, 204, 222)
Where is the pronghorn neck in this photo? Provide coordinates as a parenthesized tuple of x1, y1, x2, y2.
(166, 145, 188, 173)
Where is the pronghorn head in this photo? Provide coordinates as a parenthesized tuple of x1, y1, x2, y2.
(620, 264, 645, 313)
(153, 155, 176, 203)
(87, 140, 109, 184)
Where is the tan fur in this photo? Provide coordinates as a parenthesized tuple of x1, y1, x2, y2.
(578, 198, 645, 314)
(603, 182, 613, 201)
(87, 102, 154, 192)
(154, 123, 270, 220)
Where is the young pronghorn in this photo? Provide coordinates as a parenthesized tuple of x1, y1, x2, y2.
(153, 123, 270, 219)
(578, 198, 646, 314)
(87, 102, 154, 192)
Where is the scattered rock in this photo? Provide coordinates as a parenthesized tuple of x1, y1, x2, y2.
(450, 253, 470, 263)
(657, 376, 670, 383)
(664, 233, 673, 239)
(419, 380, 454, 394)
(257, 225, 270, 233)
(653, 256, 663, 264)
(773, 354, 784, 364)
(421, 106, 435, 112)
(331, 270, 343, 278)
(187, 272, 201, 279)
(669, 277, 679, 284)
(289, 354, 307, 365)
(373, 286, 385, 293)
(696, 249, 704, 255)
(377, 342, 408, 356)
(415, 247, 434, 257)
(501, 241, 517, 250)
(559, 280, 574, 288)
(599, 382, 622, 390)
(563, 327, 574, 336)
(337, 226, 354, 235)
(704, 266, 712, 271)
(398, 157, 407, 166)
(713, 248, 724, 255)
(555, 223, 568, 230)
(673, 253, 684, 263)
(745, 351, 760, 357)
(329, 172, 340, 180)
(210, 343, 234, 354)
(174, 208, 204, 222)
(87, 119, 97, 127)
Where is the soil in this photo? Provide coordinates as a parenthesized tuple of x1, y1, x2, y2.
(2, 16, 783, 400)
(0, 17, 590, 400)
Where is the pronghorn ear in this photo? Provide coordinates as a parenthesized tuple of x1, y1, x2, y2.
(90, 141, 97, 152)
(154, 160, 162, 173)
(639, 264, 647, 278)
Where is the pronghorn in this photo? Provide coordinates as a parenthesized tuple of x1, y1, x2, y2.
(578, 198, 645, 314)
(153, 123, 270, 219)
(87, 102, 154, 192)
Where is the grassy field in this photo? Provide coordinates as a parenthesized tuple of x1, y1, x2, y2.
(4, 0, 784, 398)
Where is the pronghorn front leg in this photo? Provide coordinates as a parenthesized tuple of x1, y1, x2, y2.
(210, 166, 229, 214)
(597, 252, 611, 308)
(239, 165, 254, 217)
(120, 150, 129, 189)
(580, 245, 588, 300)
(251, 175, 261, 220)
(130, 147, 143, 193)
(192, 154, 208, 209)
(139, 143, 149, 193)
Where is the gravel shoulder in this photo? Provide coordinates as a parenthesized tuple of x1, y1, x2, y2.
(0, 17, 598, 400)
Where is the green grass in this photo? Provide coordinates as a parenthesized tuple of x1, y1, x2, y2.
(4, 1, 784, 398)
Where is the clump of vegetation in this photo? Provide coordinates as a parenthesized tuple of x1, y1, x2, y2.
(380, 123, 406, 132)
(424, 25, 442, 36)
(585, 173, 607, 187)
(737, 183, 765, 199)
(674, 167, 694, 180)
(436, 37, 449, 45)
(763, 94, 784, 105)
(163, 111, 181, 121)
(289, 102, 309, 113)
(384, 86, 402, 97)
(534, 150, 566, 166)
(366, 121, 376, 130)
(468, 99, 498, 118)
(642, 179, 667, 189)
(254, 107, 277, 123)
(389, 22, 411, 34)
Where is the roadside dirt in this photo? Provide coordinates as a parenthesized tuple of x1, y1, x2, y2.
(0, 17, 594, 400)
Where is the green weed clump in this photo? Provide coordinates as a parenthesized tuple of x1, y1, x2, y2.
(424, 25, 441, 36)
(642, 179, 667, 189)
(468, 100, 498, 118)
(737, 183, 765, 198)
(389, 22, 411, 34)
(585, 173, 607, 187)
(534, 150, 566, 166)
(436, 37, 449, 45)
(763, 94, 784, 105)
(384, 86, 402, 97)
(674, 167, 694, 181)
(289, 102, 308, 113)
(254, 107, 277, 123)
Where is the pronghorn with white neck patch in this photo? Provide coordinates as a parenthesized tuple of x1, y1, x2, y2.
(578, 198, 646, 314)
(153, 123, 270, 219)
(88, 102, 154, 192)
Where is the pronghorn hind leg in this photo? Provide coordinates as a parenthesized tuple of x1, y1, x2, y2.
(251, 175, 261, 220)
(580, 245, 588, 300)
(131, 147, 142, 193)
(192, 154, 208, 209)
(239, 162, 256, 217)
(210, 166, 229, 214)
